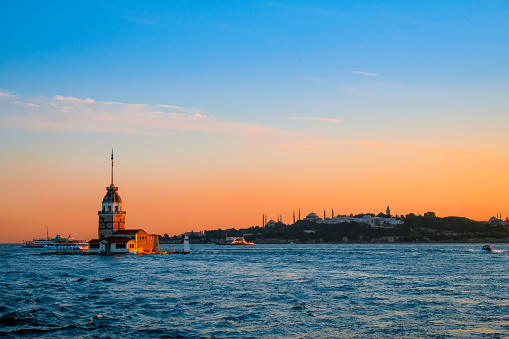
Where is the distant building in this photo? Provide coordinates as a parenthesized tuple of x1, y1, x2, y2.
(89, 151, 159, 254)
(487, 216, 508, 226)
(89, 229, 158, 254)
(317, 206, 404, 228)
(304, 212, 321, 221)
(266, 219, 276, 227)
(488, 216, 499, 224)
(179, 231, 206, 238)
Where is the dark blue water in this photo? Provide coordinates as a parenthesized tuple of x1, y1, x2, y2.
(1, 243, 508, 338)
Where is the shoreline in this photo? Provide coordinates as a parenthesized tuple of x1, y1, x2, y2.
(5, 240, 509, 245)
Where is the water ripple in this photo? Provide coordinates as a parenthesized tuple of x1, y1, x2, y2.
(1, 243, 509, 337)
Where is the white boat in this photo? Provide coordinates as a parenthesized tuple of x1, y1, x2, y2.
(42, 238, 88, 254)
(22, 237, 56, 248)
(41, 236, 89, 254)
(216, 235, 254, 245)
(22, 226, 56, 248)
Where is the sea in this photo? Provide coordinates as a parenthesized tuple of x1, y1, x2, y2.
(1, 243, 508, 338)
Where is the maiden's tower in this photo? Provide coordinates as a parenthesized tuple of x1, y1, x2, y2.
(88, 150, 159, 254)
(98, 150, 126, 239)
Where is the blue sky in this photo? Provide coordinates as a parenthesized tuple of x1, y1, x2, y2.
(1, 1, 509, 240)
(1, 1, 507, 154)
(2, 1, 508, 116)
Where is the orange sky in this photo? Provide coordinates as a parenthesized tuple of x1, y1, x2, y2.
(1, 127, 508, 243)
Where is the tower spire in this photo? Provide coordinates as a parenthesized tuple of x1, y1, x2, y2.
(111, 148, 114, 186)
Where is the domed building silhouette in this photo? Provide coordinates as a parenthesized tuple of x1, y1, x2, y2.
(304, 212, 321, 221)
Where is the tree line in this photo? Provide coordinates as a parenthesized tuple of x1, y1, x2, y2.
(160, 213, 508, 243)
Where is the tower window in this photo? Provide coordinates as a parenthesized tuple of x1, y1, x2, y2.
(108, 206, 111, 212)
(115, 206, 119, 212)
(102, 206, 105, 212)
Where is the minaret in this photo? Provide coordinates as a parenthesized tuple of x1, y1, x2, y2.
(293, 211, 295, 224)
(97, 150, 126, 239)
(332, 208, 334, 218)
(299, 209, 301, 221)
(386, 205, 391, 217)
(324, 209, 326, 219)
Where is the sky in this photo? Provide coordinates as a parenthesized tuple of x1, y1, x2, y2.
(1, 0, 508, 242)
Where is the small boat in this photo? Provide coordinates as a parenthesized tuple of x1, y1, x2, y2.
(482, 244, 493, 252)
(216, 235, 254, 245)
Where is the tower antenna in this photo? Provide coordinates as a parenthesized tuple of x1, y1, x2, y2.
(111, 149, 114, 186)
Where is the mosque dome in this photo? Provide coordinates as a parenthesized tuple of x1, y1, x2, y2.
(305, 212, 320, 221)
(103, 185, 122, 203)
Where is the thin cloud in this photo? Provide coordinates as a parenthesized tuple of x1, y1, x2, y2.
(0, 91, 294, 140)
(158, 104, 182, 109)
(0, 90, 19, 98)
(0, 91, 478, 157)
(54, 95, 95, 103)
(287, 117, 343, 123)
(350, 71, 378, 77)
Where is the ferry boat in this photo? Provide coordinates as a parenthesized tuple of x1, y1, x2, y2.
(22, 237, 56, 248)
(216, 235, 254, 245)
(21, 227, 69, 248)
(42, 238, 89, 254)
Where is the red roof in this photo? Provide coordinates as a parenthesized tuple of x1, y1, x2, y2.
(114, 229, 142, 235)
(101, 237, 133, 243)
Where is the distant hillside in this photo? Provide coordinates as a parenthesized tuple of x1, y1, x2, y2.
(161, 214, 508, 244)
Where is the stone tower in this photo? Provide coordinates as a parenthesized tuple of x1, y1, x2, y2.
(98, 150, 126, 239)
(386, 205, 391, 217)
